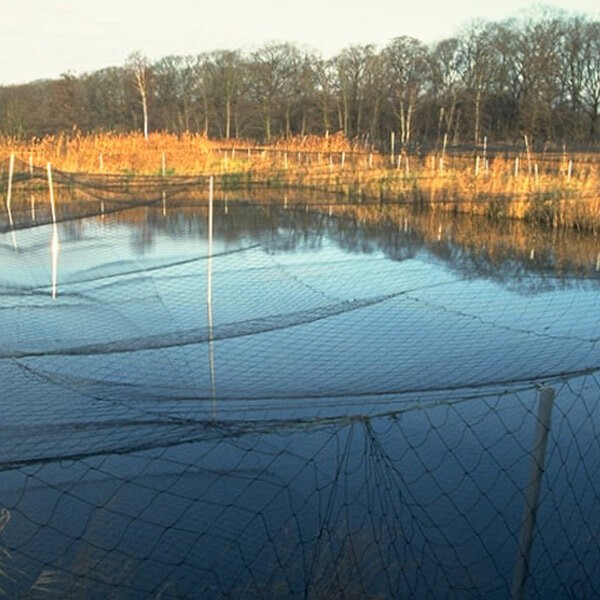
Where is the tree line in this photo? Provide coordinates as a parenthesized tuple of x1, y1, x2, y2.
(2, 7, 600, 149)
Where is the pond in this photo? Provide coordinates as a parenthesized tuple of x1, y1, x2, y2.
(1, 193, 600, 598)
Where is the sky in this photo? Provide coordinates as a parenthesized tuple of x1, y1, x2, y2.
(2, 0, 600, 86)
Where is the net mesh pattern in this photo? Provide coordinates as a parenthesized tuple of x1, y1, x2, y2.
(1, 159, 600, 597)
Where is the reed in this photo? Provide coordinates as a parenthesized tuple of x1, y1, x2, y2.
(1, 132, 599, 230)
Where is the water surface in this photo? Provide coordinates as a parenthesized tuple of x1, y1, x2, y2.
(1, 197, 599, 597)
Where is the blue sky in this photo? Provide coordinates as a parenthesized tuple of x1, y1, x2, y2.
(2, 0, 599, 85)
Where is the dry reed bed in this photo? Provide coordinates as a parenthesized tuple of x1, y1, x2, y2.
(1, 133, 599, 230)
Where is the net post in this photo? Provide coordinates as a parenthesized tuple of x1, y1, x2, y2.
(7, 152, 14, 213)
(512, 385, 555, 600)
(47, 162, 57, 224)
(207, 175, 216, 417)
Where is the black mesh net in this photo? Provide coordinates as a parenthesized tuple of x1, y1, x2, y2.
(1, 157, 600, 597)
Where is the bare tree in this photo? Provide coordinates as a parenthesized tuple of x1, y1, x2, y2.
(384, 36, 428, 146)
(127, 51, 151, 140)
(582, 20, 600, 141)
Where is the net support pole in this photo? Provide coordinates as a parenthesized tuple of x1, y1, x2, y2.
(512, 385, 555, 600)
(207, 176, 216, 417)
(7, 152, 14, 214)
(47, 163, 57, 224)
(7, 153, 18, 250)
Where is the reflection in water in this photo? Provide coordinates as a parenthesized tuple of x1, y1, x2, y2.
(110, 200, 600, 292)
(6, 203, 18, 252)
(51, 224, 59, 299)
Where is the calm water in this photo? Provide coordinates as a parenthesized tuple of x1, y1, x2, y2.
(1, 197, 600, 597)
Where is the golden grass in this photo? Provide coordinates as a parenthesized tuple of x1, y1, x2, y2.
(1, 132, 600, 230)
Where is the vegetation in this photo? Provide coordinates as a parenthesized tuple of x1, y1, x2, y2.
(2, 131, 600, 231)
(1, 8, 600, 149)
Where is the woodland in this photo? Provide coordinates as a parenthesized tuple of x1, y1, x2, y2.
(1, 8, 599, 149)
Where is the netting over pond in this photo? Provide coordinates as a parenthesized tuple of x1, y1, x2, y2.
(1, 164, 600, 597)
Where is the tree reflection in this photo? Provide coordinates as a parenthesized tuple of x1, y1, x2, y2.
(116, 200, 600, 290)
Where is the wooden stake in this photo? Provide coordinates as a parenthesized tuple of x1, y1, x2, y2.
(524, 135, 531, 175)
(208, 175, 214, 259)
(7, 153, 14, 213)
(440, 133, 448, 173)
(47, 163, 57, 224)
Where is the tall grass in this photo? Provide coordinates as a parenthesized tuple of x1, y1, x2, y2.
(1, 132, 599, 230)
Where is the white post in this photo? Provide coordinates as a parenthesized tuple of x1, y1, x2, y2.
(390, 131, 395, 165)
(48, 162, 59, 298)
(524, 134, 531, 175)
(47, 163, 57, 224)
(206, 175, 216, 418)
(7, 153, 14, 214)
(51, 224, 59, 299)
(208, 176, 214, 261)
(440, 133, 448, 173)
(512, 386, 555, 600)
(483, 136, 487, 165)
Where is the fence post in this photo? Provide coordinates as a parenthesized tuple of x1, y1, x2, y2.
(7, 152, 14, 214)
(512, 385, 555, 600)
(207, 175, 216, 419)
(47, 163, 57, 224)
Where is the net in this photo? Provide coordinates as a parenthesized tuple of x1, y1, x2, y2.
(1, 157, 600, 597)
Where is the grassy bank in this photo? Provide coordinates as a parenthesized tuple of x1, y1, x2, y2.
(1, 132, 600, 231)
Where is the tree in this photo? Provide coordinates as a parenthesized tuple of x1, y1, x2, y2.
(247, 42, 302, 141)
(454, 22, 499, 145)
(581, 21, 600, 141)
(384, 36, 429, 146)
(334, 44, 379, 140)
(126, 51, 151, 140)
(205, 50, 245, 139)
(82, 67, 131, 132)
(429, 38, 463, 144)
